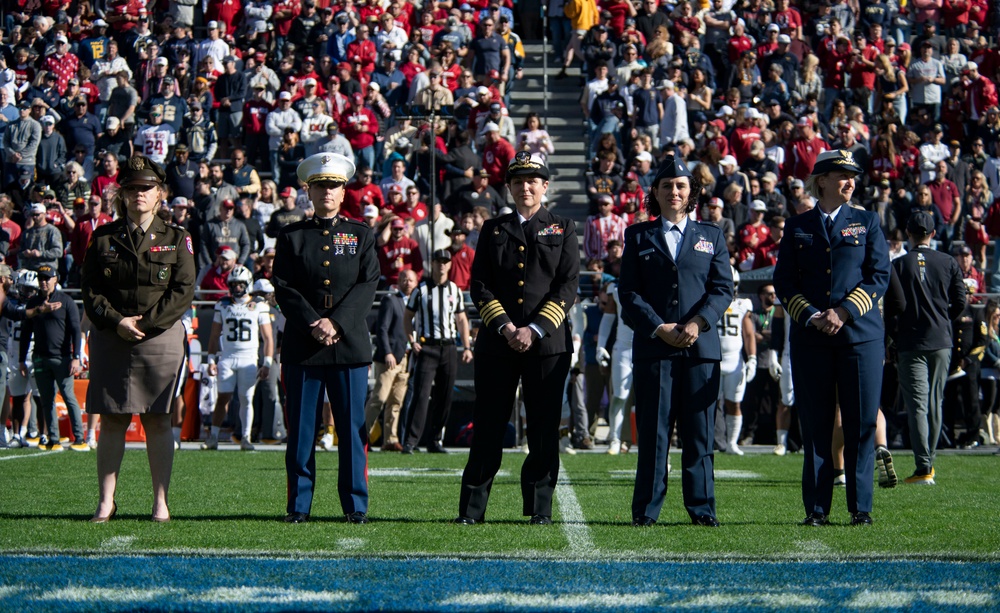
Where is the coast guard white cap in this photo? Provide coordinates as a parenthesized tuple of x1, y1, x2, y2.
(296, 152, 356, 185)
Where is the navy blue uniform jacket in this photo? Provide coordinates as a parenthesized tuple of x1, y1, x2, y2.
(773, 205, 890, 346)
(471, 207, 579, 357)
(273, 215, 379, 366)
(618, 219, 733, 361)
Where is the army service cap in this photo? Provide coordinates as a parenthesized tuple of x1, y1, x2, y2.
(296, 152, 356, 185)
(118, 155, 166, 188)
(505, 151, 549, 183)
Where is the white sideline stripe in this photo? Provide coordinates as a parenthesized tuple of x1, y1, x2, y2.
(555, 469, 594, 556)
(849, 590, 994, 608)
(678, 593, 824, 608)
(0, 451, 63, 461)
(33, 586, 356, 605)
(440, 592, 660, 608)
(608, 469, 761, 480)
(368, 468, 510, 478)
(39, 587, 179, 603)
(193, 587, 356, 604)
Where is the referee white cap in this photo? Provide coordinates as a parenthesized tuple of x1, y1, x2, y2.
(296, 152, 356, 185)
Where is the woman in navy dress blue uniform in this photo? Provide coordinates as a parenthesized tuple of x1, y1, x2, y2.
(272, 152, 380, 524)
(618, 156, 733, 527)
(773, 150, 890, 526)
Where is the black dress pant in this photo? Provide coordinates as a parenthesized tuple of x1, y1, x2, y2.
(459, 349, 571, 521)
(403, 344, 458, 448)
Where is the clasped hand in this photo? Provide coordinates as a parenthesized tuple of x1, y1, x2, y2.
(811, 307, 849, 336)
(503, 324, 537, 353)
(310, 318, 342, 345)
(656, 321, 700, 348)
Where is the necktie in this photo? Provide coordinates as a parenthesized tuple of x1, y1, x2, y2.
(825, 215, 834, 238)
(668, 225, 682, 259)
(132, 227, 144, 248)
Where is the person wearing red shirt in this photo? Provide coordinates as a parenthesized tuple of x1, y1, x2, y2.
(756, 23, 780, 58)
(90, 152, 121, 202)
(448, 226, 475, 290)
(772, 0, 802, 39)
(297, 57, 328, 96)
(728, 109, 762, 165)
(41, 35, 80, 95)
(963, 62, 999, 124)
(615, 173, 645, 221)
(378, 218, 424, 287)
(736, 200, 770, 269)
(604, 0, 636, 38)
(207, 0, 243, 35)
(242, 84, 272, 170)
(339, 93, 379, 167)
(106, 0, 145, 35)
(727, 20, 754, 64)
(345, 167, 385, 220)
(393, 188, 430, 225)
(480, 123, 515, 194)
(751, 215, 784, 270)
(68, 198, 113, 270)
(848, 33, 880, 114)
(346, 30, 379, 75)
(200, 247, 237, 301)
(272, 0, 301, 39)
(926, 159, 962, 231)
(417, 10, 442, 46)
(782, 117, 829, 181)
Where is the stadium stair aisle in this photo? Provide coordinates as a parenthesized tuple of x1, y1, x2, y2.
(508, 43, 589, 227)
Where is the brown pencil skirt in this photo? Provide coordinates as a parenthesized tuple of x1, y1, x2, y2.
(86, 320, 185, 415)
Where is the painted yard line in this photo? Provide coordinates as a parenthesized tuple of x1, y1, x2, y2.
(555, 468, 595, 556)
(439, 592, 661, 608)
(608, 469, 761, 480)
(0, 451, 64, 461)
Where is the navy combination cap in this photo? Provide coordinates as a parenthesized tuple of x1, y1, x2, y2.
(652, 155, 693, 185)
(505, 151, 550, 182)
(906, 211, 935, 236)
(118, 155, 167, 187)
(811, 149, 864, 177)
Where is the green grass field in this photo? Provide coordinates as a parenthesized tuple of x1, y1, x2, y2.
(1, 447, 998, 559)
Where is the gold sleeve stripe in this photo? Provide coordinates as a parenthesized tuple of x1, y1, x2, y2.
(786, 295, 810, 321)
(480, 305, 505, 323)
(477, 300, 502, 316)
(539, 303, 565, 326)
(849, 288, 873, 314)
(845, 295, 868, 314)
(970, 346, 986, 359)
(543, 301, 567, 322)
(538, 308, 563, 327)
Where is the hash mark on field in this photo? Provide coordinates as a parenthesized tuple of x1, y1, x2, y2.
(336, 538, 366, 551)
(555, 469, 594, 556)
(0, 451, 65, 461)
(440, 592, 660, 608)
(850, 590, 995, 608)
(608, 469, 761, 480)
(39, 587, 178, 603)
(0, 586, 23, 598)
(794, 539, 834, 556)
(368, 468, 510, 478)
(194, 587, 356, 604)
(100, 536, 136, 550)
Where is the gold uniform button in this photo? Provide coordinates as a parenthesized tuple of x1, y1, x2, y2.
(826, 248, 831, 253)
(104, 268, 111, 278)
(855, 240, 859, 244)
(518, 281, 524, 286)
(517, 263, 524, 269)
(826, 269, 831, 274)
(323, 280, 331, 286)
(826, 291, 831, 296)
(323, 230, 330, 236)
(323, 245, 330, 251)
(322, 261, 330, 267)
(518, 246, 525, 252)
(517, 298, 524, 304)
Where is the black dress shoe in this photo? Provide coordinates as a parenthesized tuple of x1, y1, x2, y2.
(401, 445, 415, 455)
(426, 442, 448, 454)
(453, 516, 477, 525)
(800, 512, 829, 527)
(346, 512, 369, 524)
(632, 516, 657, 527)
(851, 512, 873, 526)
(529, 515, 552, 525)
(283, 512, 309, 524)
(691, 515, 720, 527)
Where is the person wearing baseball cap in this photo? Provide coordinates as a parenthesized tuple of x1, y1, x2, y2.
(615, 155, 732, 528)
(773, 148, 890, 527)
(272, 150, 378, 524)
(80, 153, 196, 523)
(455, 142, 577, 524)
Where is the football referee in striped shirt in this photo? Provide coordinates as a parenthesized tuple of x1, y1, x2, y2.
(401, 249, 473, 454)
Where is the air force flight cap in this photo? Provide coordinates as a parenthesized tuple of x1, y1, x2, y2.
(296, 152, 356, 185)
(652, 155, 693, 185)
(505, 151, 550, 183)
(811, 149, 865, 177)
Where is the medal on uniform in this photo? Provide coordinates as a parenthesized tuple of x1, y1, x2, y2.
(158, 268, 167, 280)
(335, 244, 345, 255)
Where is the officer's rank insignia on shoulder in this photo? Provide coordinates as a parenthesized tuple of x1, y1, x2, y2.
(694, 236, 715, 255)
(149, 245, 177, 252)
(841, 225, 867, 238)
(332, 233, 359, 255)
(538, 224, 563, 236)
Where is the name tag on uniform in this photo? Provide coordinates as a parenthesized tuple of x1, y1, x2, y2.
(538, 224, 563, 236)
(638, 248, 655, 256)
(841, 225, 867, 238)
(693, 237, 714, 255)
(149, 245, 177, 253)
(332, 233, 358, 255)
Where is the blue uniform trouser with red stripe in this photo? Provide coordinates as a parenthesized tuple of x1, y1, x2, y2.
(283, 363, 369, 516)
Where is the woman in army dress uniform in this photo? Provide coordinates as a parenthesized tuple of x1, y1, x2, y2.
(82, 155, 196, 523)
(773, 150, 890, 526)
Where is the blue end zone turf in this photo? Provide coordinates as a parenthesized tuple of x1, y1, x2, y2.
(0, 555, 997, 611)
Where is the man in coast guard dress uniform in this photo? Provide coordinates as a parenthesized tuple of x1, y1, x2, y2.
(773, 150, 890, 526)
(456, 152, 579, 525)
(272, 152, 380, 524)
(618, 156, 733, 527)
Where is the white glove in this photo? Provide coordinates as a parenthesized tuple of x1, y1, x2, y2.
(768, 349, 782, 381)
(744, 355, 757, 383)
(597, 347, 611, 368)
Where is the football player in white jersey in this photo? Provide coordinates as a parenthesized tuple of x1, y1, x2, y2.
(768, 301, 794, 456)
(202, 266, 274, 451)
(6, 270, 44, 447)
(598, 281, 635, 455)
(717, 268, 757, 455)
